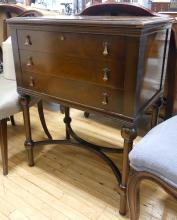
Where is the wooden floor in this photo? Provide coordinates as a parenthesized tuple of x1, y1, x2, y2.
(1, 105, 177, 220)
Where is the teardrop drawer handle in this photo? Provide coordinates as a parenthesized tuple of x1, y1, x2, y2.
(24, 36, 32, 46)
(26, 57, 33, 67)
(29, 76, 35, 87)
(102, 68, 110, 81)
(102, 92, 108, 105)
(60, 35, 65, 41)
(103, 42, 109, 56)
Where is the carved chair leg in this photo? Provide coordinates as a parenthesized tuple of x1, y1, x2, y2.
(37, 100, 52, 139)
(0, 118, 8, 175)
(127, 172, 141, 220)
(20, 96, 34, 166)
(10, 115, 15, 126)
(120, 126, 137, 215)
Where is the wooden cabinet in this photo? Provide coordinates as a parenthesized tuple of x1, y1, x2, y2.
(7, 14, 172, 215)
(8, 16, 171, 120)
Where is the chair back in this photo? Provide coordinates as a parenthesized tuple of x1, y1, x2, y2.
(2, 37, 15, 80)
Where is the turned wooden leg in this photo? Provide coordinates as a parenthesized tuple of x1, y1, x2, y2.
(37, 100, 52, 140)
(151, 98, 162, 128)
(20, 95, 34, 166)
(63, 106, 71, 140)
(120, 126, 137, 215)
(0, 118, 8, 175)
(10, 115, 15, 126)
(127, 172, 141, 220)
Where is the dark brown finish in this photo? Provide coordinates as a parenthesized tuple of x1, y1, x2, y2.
(10, 115, 15, 126)
(128, 171, 177, 220)
(159, 12, 177, 118)
(9, 16, 171, 120)
(63, 106, 71, 140)
(8, 5, 172, 215)
(150, 97, 162, 128)
(120, 126, 137, 215)
(80, 3, 171, 119)
(37, 100, 52, 140)
(20, 96, 34, 167)
(80, 3, 157, 16)
(0, 118, 8, 175)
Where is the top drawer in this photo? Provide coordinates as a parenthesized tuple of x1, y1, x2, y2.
(17, 30, 126, 60)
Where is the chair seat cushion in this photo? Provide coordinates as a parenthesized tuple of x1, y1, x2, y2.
(129, 116, 177, 188)
(0, 75, 39, 120)
(0, 75, 21, 120)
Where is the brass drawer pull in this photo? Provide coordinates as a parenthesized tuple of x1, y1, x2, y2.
(29, 76, 35, 87)
(102, 92, 108, 105)
(26, 57, 33, 67)
(103, 42, 109, 56)
(24, 36, 32, 46)
(60, 35, 65, 41)
(102, 68, 110, 81)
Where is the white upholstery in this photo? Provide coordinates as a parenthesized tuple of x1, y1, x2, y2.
(129, 116, 177, 188)
(2, 37, 16, 80)
(0, 74, 21, 120)
(0, 37, 38, 120)
(0, 37, 21, 120)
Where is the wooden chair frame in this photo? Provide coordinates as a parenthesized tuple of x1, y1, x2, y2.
(127, 170, 177, 220)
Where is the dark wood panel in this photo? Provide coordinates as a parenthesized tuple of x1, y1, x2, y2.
(22, 71, 124, 114)
(8, 13, 172, 122)
(17, 30, 126, 60)
(20, 50, 125, 89)
(139, 30, 168, 109)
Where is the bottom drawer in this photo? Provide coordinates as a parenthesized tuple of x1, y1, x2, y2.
(21, 71, 124, 114)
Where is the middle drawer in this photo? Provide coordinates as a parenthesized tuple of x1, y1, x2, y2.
(20, 50, 125, 89)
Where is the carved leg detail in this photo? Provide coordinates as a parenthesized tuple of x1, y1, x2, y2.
(20, 96, 34, 166)
(37, 100, 52, 140)
(120, 126, 137, 216)
(0, 118, 8, 175)
(63, 106, 71, 140)
(127, 172, 141, 220)
(151, 98, 162, 128)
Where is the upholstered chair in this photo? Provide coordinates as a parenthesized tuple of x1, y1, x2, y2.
(127, 116, 177, 220)
(0, 36, 23, 175)
(0, 36, 51, 175)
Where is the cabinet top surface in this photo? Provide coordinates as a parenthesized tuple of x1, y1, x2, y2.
(7, 15, 172, 28)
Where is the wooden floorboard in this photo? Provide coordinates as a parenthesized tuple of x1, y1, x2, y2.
(0, 106, 176, 220)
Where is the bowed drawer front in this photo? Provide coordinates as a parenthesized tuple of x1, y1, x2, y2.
(22, 71, 124, 113)
(19, 50, 125, 89)
(18, 30, 126, 59)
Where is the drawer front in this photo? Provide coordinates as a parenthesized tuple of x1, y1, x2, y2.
(22, 71, 124, 114)
(20, 50, 125, 89)
(17, 30, 126, 60)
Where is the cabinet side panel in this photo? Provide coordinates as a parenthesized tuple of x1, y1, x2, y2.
(10, 27, 23, 87)
(138, 29, 169, 111)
